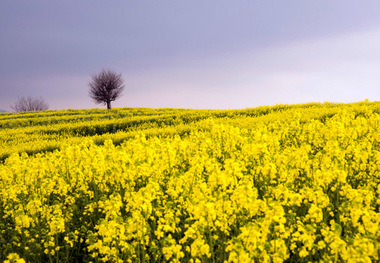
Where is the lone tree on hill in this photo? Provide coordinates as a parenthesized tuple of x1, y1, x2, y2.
(89, 69, 125, 110)
(10, 96, 49, 112)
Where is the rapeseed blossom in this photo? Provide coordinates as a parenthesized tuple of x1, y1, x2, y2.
(0, 102, 380, 262)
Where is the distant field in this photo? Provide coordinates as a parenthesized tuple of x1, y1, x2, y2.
(1, 102, 379, 262)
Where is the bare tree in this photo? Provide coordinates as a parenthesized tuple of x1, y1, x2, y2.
(10, 96, 49, 113)
(89, 69, 125, 110)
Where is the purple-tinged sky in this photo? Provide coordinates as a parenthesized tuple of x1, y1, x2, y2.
(1, 1, 380, 111)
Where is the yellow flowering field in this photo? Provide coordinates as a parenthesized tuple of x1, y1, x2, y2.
(1, 101, 380, 262)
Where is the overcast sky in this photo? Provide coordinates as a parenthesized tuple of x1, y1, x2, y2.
(1, 1, 380, 111)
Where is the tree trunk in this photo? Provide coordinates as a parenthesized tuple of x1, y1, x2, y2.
(107, 100, 111, 110)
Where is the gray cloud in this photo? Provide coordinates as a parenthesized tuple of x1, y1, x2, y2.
(1, 0, 380, 110)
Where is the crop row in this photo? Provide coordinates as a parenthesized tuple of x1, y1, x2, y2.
(1, 102, 379, 262)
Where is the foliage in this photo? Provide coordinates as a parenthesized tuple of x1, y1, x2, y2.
(0, 101, 379, 262)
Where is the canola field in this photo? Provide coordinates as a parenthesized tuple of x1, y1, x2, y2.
(0, 102, 379, 262)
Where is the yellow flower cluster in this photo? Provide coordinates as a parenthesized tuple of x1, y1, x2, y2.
(0, 101, 380, 262)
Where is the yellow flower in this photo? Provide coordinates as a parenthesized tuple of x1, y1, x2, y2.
(4, 253, 25, 263)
